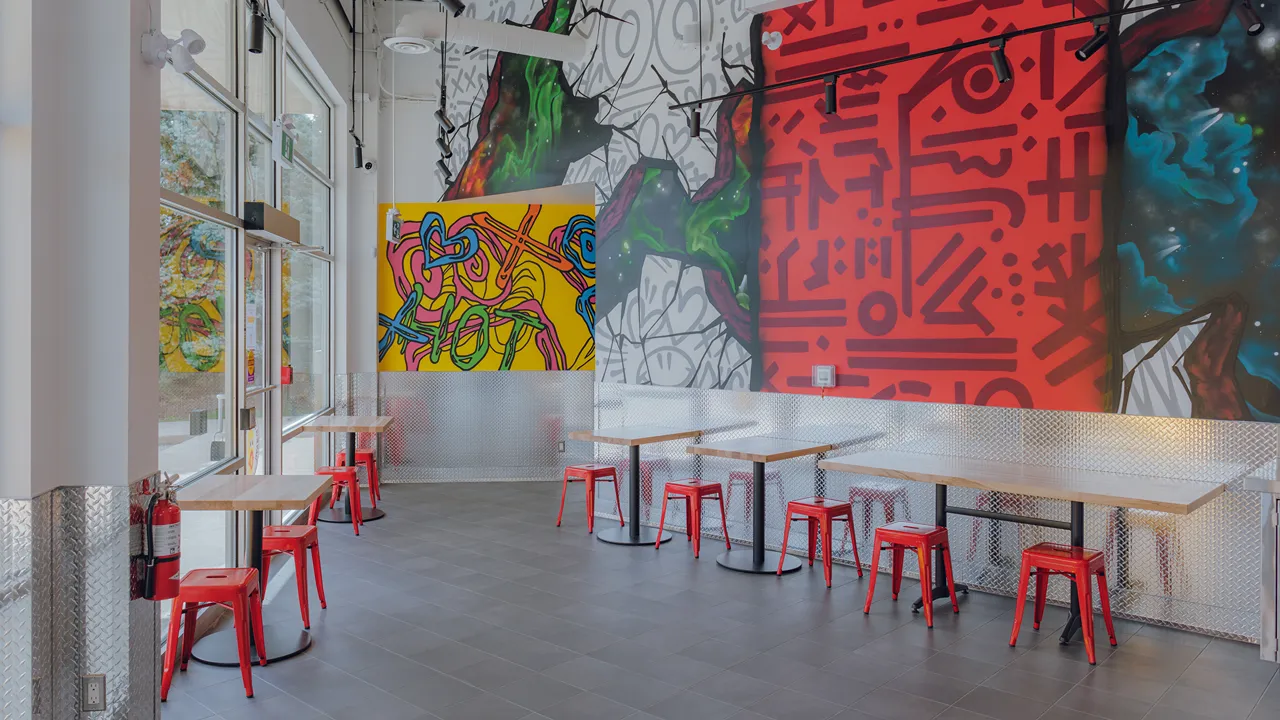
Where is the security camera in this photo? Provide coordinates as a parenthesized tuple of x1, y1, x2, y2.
(141, 29, 206, 72)
(361, 160, 376, 172)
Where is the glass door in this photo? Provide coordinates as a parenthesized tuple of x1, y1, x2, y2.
(243, 243, 279, 476)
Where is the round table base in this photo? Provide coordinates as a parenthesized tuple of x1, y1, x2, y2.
(316, 506, 386, 524)
(595, 526, 673, 546)
(716, 549, 803, 574)
(190, 623, 311, 666)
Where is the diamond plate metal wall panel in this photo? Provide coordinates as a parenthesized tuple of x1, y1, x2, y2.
(367, 371, 595, 482)
(1, 497, 36, 719)
(596, 384, 1280, 641)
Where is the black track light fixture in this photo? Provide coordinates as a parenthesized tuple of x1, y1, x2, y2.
(1236, 0, 1265, 36)
(1075, 19, 1108, 61)
(248, 0, 265, 54)
(989, 38, 1012, 84)
(435, 108, 456, 133)
(436, 136, 453, 159)
(354, 142, 364, 170)
(824, 75, 838, 115)
(440, 0, 466, 17)
(690, 107, 702, 138)
(436, 158, 452, 178)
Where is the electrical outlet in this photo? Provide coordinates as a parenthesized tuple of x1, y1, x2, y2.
(557, 441, 566, 453)
(811, 364, 836, 388)
(81, 674, 106, 712)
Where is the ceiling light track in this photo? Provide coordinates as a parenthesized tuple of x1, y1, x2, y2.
(671, 0, 1219, 111)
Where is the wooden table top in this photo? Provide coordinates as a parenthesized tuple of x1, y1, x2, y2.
(767, 425, 885, 447)
(818, 450, 1226, 515)
(304, 416, 394, 433)
(177, 474, 331, 511)
(568, 425, 703, 446)
(689, 435, 835, 464)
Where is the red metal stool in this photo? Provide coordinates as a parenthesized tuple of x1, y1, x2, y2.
(261, 495, 327, 629)
(559, 464, 623, 533)
(727, 469, 784, 522)
(780, 497, 862, 587)
(1010, 542, 1117, 664)
(161, 568, 266, 701)
(656, 479, 730, 558)
(336, 449, 382, 508)
(319, 465, 362, 535)
(863, 522, 958, 628)
(847, 481, 912, 539)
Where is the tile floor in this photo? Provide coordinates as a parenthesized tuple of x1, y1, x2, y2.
(162, 481, 1280, 720)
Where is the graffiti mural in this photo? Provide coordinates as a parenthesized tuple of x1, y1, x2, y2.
(427, 0, 1280, 421)
(160, 208, 225, 373)
(377, 203, 596, 372)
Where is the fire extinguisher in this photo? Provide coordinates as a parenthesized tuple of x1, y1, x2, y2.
(144, 477, 182, 601)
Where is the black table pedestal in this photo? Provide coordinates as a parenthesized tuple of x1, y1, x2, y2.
(598, 444, 672, 546)
(717, 461, 800, 575)
(316, 431, 386, 524)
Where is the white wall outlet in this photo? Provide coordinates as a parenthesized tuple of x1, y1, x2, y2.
(558, 441, 566, 453)
(81, 674, 106, 712)
(812, 365, 836, 389)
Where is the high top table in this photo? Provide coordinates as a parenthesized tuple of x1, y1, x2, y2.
(820, 450, 1226, 644)
(567, 425, 703, 546)
(180, 473, 331, 664)
(304, 416, 394, 523)
(689, 435, 835, 574)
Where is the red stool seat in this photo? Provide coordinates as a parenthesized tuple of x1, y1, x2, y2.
(335, 449, 381, 508)
(863, 522, 958, 628)
(319, 466, 361, 535)
(161, 568, 265, 701)
(1010, 542, 1117, 664)
(780, 497, 862, 587)
(261, 500, 327, 629)
(560, 464, 623, 533)
(656, 479, 730, 558)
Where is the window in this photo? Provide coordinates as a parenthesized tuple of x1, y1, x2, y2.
(283, 253, 331, 425)
(158, 208, 233, 480)
(161, 72, 234, 211)
(282, 166, 330, 249)
(162, 0, 235, 91)
(284, 58, 331, 172)
(247, 130, 273, 203)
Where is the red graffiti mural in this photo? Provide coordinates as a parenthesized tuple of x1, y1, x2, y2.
(758, 0, 1110, 410)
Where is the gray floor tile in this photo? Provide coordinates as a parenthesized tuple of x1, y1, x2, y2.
(1054, 685, 1152, 720)
(952, 686, 1052, 720)
(746, 688, 844, 720)
(980, 667, 1075, 704)
(888, 670, 977, 705)
(853, 687, 950, 720)
(691, 670, 783, 708)
(646, 689, 741, 720)
(492, 675, 583, 712)
(435, 692, 532, 720)
(448, 656, 539, 691)
(540, 691, 637, 720)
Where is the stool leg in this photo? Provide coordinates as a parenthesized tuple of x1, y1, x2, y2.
(891, 546, 904, 600)
(367, 458, 381, 507)
(820, 516, 834, 588)
(180, 604, 198, 670)
(231, 596, 254, 697)
(917, 546, 935, 628)
(611, 476, 624, 527)
(293, 548, 312, 629)
(684, 497, 692, 541)
(329, 479, 340, 509)
(845, 511, 862, 577)
(778, 514, 794, 575)
(941, 544, 959, 613)
(250, 589, 268, 667)
(586, 478, 596, 534)
(310, 541, 328, 609)
(1097, 570, 1118, 646)
(655, 491, 670, 549)
(1033, 569, 1049, 630)
(807, 518, 817, 567)
(557, 471, 570, 527)
(717, 492, 730, 550)
(1075, 573, 1097, 664)
(863, 539, 882, 614)
(349, 480, 363, 536)
(161, 599, 183, 701)
(1010, 555, 1033, 647)
(692, 497, 702, 558)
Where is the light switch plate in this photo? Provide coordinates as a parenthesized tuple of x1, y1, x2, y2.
(811, 365, 836, 388)
(81, 674, 106, 711)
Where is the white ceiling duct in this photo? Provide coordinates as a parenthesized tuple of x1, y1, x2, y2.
(386, 7, 587, 63)
(745, 0, 815, 12)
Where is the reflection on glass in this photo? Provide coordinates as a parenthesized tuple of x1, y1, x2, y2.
(284, 58, 330, 171)
(245, 248, 267, 389)
(159, 208, 232, 480)
(247, 131, 273, 203)
(245, 12, 275, 121)
(162, 0, 234, 90)
(161, 71, 232, 210)
(246, 393, 266, 475)
(283, 253, 331, 424)
(281, 167, 329, 248)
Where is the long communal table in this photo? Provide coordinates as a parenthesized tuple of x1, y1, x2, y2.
(819, 450, 1226, 645)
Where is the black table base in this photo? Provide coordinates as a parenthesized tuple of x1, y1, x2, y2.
(597, 525, 672, 546)
(316, 430, 386, 525)
(191, 622, 311, 666)
(717, 548, 802, 574)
